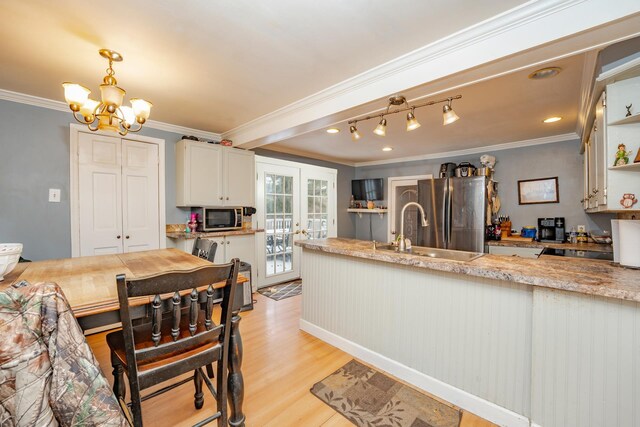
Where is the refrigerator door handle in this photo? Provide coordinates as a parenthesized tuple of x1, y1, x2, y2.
(445, 179, 452, 248)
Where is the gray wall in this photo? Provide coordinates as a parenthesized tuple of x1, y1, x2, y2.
(0, 99, 191, 261)
(251, 148, 356, 239)
(355, 138, 615, 241)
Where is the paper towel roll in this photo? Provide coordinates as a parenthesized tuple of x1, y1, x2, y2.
(618, 220, 640, 268)
(611, 219, 620, 263)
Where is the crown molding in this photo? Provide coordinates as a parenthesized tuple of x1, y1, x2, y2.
(0, 88, 222, 140)
(224, 0, 640, 147)
(353, 133, 579, 168)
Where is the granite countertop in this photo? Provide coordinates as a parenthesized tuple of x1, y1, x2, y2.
(167, 229, 264, 239)
(296, 238, 640, 303)
(487, 238, 613, 253)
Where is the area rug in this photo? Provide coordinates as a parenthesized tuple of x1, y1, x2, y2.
(311, 360, 461, 427)
(257, 280, 302, 301)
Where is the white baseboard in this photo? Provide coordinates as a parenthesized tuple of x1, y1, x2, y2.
(300, 319, 531, 427)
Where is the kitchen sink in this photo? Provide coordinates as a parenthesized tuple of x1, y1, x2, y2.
(374, 243, 484, 262)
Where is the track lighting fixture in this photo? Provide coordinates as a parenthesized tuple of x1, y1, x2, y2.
(442, 99, 460, 125)
(406, 108, 421, 131)
(349, 125, 361, 141)
(347, 94, 461, 138)
(373, 117, 387, 136)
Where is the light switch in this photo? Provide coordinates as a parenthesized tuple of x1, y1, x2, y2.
(49, 188, 61, 203)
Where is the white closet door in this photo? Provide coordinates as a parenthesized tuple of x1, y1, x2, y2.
(122, 139, 160, 252)
(78, 133, 123, 256)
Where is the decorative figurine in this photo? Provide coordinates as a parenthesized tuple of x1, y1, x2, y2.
(614, 143, 632, 166)
(625, 103, 633, 117)
(620, 193, 638, 209)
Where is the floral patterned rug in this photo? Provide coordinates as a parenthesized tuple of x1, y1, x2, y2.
(257, 280, 302, 301)
(311, 360, 461, 427)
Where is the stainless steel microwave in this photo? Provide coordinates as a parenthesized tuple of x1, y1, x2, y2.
(192, 207, 242, 231)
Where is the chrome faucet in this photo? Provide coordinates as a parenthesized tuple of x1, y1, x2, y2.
(398, 202, 429, 252)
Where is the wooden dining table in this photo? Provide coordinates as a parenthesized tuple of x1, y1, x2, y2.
(3, 248, 247, 426)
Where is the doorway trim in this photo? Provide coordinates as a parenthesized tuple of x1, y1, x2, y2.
(387, 174, 432, 243)
(69, 124, 167, 257)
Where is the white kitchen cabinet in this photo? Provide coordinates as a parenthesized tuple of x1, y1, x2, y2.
(176, 139, 255, 207)
(583, 73, 640, 212)
(167, 234, 256, 287)
(223, 148, 255, 207)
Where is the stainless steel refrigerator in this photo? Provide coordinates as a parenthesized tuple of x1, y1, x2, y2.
(417, 176, 487, 252)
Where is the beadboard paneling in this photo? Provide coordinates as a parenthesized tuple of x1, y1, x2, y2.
(531, 288, 640, 427)
(301, 250, 533, 417)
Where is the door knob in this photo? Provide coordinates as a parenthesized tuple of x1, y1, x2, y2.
(301, 229, 308, 235)
(117, 235, 121, 239)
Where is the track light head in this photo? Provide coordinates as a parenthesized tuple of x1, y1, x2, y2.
(406, 109, 421, 131)
(442, 100, 459, 125)
(349, 124, 361, 141)
(373, 117, 387, 136)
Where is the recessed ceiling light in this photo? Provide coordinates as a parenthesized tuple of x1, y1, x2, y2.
(382, 147, 393, 152)
(326, 128, 340, 134)
(543, 116, 562, 123)
(528, 67, 562, 80)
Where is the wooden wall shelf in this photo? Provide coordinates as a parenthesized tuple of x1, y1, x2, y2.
(347, 208, 387, 218)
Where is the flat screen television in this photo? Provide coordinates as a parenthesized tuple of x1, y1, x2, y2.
(352, 178, 383, 201)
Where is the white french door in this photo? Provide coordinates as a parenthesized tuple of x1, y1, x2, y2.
(256, 162, 301, 287)
(77, 132, 161, 256)
(255, 157, 337, 289)
(301, 170, 337, 240)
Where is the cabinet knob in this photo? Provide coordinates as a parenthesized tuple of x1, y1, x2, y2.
(117, 235, 121, 239)
(593, 189, 599, 194)
(227, 241, 230, 245)
(219, 197, 223, 200)
(126, 235, 130, 239)
(580, 199, 585, 203)
(226, 197, 229, 200)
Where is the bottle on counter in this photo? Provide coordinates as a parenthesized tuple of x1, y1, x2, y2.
(569, 227, 577, 244)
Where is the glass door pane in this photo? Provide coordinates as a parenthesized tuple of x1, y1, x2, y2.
(301, 169, 336, 241)
(256, 162, 300, 287)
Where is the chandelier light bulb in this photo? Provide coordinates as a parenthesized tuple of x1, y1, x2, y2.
(79, 99, 100, 120)
(62, 83, 91, 111)
(373, 117, 387, 136)
(131, 98, 153, 121)
(406, 109, 421, 131)
(349, 125, 361, 141)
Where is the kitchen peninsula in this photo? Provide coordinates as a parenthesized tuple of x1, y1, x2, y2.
(297, 238, 640, 427)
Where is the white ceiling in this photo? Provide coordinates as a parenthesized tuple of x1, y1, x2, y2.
(266, 53, 585, 164)
(0, 0, 527, 132)
(1, 1, 639, 166)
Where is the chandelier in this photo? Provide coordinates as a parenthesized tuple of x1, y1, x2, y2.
(348, 94, 461, 141)
(62, 49, 152, 136)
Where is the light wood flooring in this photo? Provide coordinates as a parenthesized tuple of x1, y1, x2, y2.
(87, 293, 496, 427)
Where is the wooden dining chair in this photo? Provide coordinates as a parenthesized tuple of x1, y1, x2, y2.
(107, 260, 239, 427)
(192, 237, 218, 262)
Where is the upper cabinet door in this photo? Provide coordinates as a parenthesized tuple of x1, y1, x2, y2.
(594, 92, 607, 207)
(176, 140, 223, 206)
(223, 148, 255, 207)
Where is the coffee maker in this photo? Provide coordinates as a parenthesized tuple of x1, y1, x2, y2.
(538, 217, 565, 242)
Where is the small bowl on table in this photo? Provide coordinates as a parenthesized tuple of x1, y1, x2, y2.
(0, 244, 23, 281)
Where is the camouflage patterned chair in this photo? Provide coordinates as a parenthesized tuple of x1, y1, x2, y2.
(107, 260, 239, 427)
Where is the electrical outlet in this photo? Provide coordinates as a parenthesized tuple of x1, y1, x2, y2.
(49, 188, 61, 203)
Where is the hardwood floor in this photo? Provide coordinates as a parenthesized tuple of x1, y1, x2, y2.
(87, 293, 496, 427)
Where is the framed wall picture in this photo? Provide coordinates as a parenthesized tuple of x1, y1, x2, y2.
(634, 149, 640, 164)
(518, 177, 559, 205)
